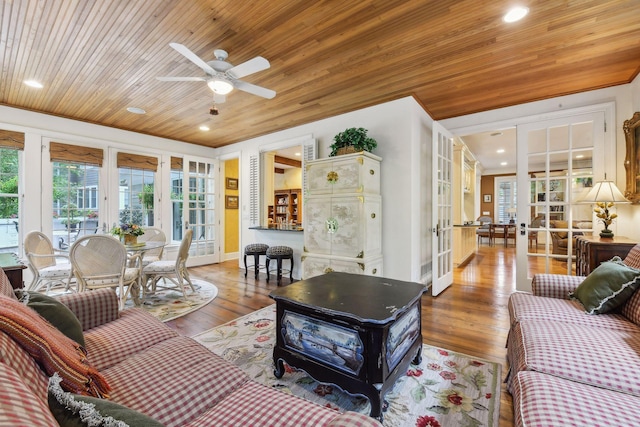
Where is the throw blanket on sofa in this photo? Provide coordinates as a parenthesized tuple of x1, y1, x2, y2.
(0, 295, 110, 398)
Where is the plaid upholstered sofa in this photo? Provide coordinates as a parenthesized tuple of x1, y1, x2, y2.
(506, 244, 640, 426)
(0, 280, 382, 426)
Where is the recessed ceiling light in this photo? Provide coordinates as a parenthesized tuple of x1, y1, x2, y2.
(500, 162, 508, 166)
(497, 149, 505, 153)
(24, 80, 43, 89)
(126, 107, 146, 114)
(576, 154, 584, 159)
(294, 152, 301, 156)
(503, 6, 529, 23)
(199, 125, 210, 131)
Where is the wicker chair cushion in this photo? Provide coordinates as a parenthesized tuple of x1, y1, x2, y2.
(38, 264, 73, 279)
(244, 243, 269, 254)
(84, 267, 138, 287)
(266, 246, 293, 257)
(142, 261, 177, 274)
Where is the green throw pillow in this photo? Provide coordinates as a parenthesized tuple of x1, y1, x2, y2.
(15, 290, 85, 347)
(570, 258, 640, 314)
(48, 374, 165, 427)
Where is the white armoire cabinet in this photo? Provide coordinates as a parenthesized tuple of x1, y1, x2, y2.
(302, 152, 383, 279)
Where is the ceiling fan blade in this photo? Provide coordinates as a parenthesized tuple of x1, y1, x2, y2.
(213, 93, 226, 103)
(156, 76, 206, 81)
(227, 56, 270, 79)
(234, 80, 276, 99)
(169, 43, 216, 75)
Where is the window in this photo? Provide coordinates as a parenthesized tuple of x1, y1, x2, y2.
(118, 167, 154, 227)
(170, 157, 183, 242)
(0, 147, 19, 252)
(495, 176, 517, 223)
(52, 162, 101, 248)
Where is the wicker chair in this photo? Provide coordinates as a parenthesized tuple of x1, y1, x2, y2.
(142, 228, 195, 299)
(137, 227, 166, 266)
(69, 234, 140, 309)
(24, 231, 74, 293)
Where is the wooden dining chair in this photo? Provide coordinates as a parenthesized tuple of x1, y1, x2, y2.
(69, 234, 140, 309)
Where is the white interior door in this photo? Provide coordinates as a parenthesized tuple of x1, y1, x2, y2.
(516, 112, 604, 291)
(432, 121, 454, 296)
(183, 156, 220, 266)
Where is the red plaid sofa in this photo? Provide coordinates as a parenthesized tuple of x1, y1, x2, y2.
(0, 284, 382, 427)
(506, 245, 640, 426)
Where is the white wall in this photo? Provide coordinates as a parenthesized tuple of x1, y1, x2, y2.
(215, 96, 434, 282)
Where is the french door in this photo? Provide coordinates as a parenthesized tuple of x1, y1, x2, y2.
(515, 112, 604, 291)
(183, 156, 220, 266)
(432, 121, 454, 296)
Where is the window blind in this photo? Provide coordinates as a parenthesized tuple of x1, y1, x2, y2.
(116, 152, 158, 171)
(50, 142, 104, 166)
(0, 130, 25, 150)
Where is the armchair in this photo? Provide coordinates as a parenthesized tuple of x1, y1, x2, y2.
(548, 220, 591, 255)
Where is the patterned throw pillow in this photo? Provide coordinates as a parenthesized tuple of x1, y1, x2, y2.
(570, 257, 640, 314)
(0, 295, 110, 397)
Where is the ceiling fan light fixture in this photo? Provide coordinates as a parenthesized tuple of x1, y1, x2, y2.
(207, 79, 234, 95)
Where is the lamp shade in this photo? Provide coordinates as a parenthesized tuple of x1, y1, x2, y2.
(580, 179, 629, 203)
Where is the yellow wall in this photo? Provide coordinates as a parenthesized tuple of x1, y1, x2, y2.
(224, 158, 239, 254)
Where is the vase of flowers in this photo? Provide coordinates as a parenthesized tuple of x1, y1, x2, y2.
(111, 223, 145, 245)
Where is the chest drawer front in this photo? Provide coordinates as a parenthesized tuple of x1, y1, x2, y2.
(304, 196, 381, 257)
(302, 255, 383, 279)
(306, 153, 381, 195)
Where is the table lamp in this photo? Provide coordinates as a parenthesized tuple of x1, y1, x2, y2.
(506, 208, 517, 224)
(580, 176, 629, 238)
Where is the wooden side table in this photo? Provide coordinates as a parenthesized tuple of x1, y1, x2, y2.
(0, 253, 27, 289)
(575, 235, 637, 276)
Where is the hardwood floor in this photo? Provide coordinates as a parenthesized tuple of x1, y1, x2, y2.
(166, 244, 562, 426)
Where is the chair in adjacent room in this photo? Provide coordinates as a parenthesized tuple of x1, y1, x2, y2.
(70, 234, 140, 309)
(24, 231, 74, 293)
(528, 214, 545, 251)
(265, 245, 294, 286)
(142, 228, 195, 299)
(137, 227, 166, 266)
(244, 243, 269, 279)
(475, 215, 493, 245)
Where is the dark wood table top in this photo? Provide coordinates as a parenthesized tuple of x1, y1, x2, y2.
(270, 272, 427, 325)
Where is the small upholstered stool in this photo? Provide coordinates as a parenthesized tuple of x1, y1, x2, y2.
(244, 243, 269, 279)
(265, 246, 294, 285)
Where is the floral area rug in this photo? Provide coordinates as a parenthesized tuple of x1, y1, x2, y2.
(193, 305, 501, 427)
(124, 278, 218, 322)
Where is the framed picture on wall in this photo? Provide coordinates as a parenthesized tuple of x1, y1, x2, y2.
(226, 177, 238, 190)
(483, 194, 492, 203)
(225, 195, 239, 209)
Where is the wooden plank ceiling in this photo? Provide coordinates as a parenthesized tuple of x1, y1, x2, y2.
(1, 1, 639, 149)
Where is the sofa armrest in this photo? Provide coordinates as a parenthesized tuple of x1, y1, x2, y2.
(326, 412, 383, 427)
(57, 288, 119, 331)
(531, 274, 585, 299)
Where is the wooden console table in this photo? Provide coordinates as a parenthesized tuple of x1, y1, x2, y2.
(0, 253, 26, 289)
(269, 272, 426, 421)
(575, 235, 637, 276)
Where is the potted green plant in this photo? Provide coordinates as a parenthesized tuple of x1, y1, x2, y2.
(329, 127, 377, 157)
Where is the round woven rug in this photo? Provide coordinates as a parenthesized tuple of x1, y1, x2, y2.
(126, 278, 218, 322)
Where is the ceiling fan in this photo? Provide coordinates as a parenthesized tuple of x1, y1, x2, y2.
(157, 43, 276, 103)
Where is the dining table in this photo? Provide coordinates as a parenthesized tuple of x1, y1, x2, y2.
(490, 223, 516, 247)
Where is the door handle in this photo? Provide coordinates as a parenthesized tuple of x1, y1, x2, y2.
(520, 222, 526, 236)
